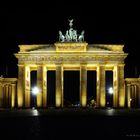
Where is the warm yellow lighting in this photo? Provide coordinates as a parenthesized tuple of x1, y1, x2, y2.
(18, 95, 23, 107)
(55, 42, 88, 52)
(81, 96, 86, 107)
(119, 95, 125, 107)
(14, 42, 128, 109)
(36, 90, 42, 107)
(11, 84, 16, 108)
(100, 95, 106, 107)
(56, 96, 61, 107)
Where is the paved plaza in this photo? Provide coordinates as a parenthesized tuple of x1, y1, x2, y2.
(0, 108, 140, 139)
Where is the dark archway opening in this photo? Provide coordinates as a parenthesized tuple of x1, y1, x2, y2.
(47, 71, 56, 107)
(87, 71, 96, 106)
(64, 71, 80, 107)
(106, 71, 113, 107)
(30, 71, 37, 108)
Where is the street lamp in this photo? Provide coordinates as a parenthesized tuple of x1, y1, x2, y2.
(32, 86, 39, 108)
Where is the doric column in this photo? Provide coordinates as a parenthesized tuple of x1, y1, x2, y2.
(96, 65, 105, 107)
(127, 84, 131, 108)
(42, 66, 47, 107)
(80, 65, 87, 107)
(37, 65, 43, 107)
(5, 85, 9, 107)
(56, 65, 63, 107)
(118, 64, 125, 107)
(138, 80, 140, 107)
(8, 85, 12, 108)
(113, 65, 119, 107)
(61, 66, 64, 107)
(11, 84, 16, 108)
(24, 66, 31, 108)
(3, 86, 6, 107)
(0, 84, 3, 107)
(17, 65, 24, 108)
(131, 85, 135, 107)
(134, 85, 137, 106)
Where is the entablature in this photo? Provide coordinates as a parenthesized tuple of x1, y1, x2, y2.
(16, 55, 127, 65)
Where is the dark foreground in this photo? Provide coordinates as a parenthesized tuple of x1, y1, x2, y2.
(0, 108, 140, 139)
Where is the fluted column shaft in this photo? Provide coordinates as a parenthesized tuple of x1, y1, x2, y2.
(42, 66, 47, 107)
(56, 65, 63, 107)
(17, 65, 24, 107)
(11, 84, 16, 108)
(96, 65, 105, 107)
(80, 65, 87, 107)
(118, 65, 125, 107)
(37, 65, 43, 107)
(127, 84, 131, 108)
(24, 66, 30, 108)
(113, 65, 119, 107)
(0, 84, 3, 107)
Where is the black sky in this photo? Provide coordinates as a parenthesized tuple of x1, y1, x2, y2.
(0, 2, 140, 78)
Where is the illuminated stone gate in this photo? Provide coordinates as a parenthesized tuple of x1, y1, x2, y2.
(15, 43, 127, 108)
(14, 20, 128, 108)
(2, 20, 140, 108)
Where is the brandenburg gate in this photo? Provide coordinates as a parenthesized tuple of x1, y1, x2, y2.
(14, 19, 128, 108)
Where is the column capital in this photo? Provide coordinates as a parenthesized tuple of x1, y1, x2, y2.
(80, 63, 87, 66)
(118, 64, 125, 67)
(37, 64, 43, 67)
(80, 64, 87, 68)
(55, 63, 62, 66)
(18, 64, 25, 67)
(97, 64, 106, 67)
(127, 84, 131, 87)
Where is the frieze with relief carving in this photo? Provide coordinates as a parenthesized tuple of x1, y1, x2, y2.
(17, 54, 126, 64)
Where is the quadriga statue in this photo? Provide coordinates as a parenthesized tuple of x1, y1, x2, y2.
(59, 31, 65, 42)
(78, 30, 85, 42)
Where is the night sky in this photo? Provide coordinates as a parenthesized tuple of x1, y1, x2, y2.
(0, 2, 140, 78)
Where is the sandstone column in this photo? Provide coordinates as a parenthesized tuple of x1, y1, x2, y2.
(61, 66, 64, 107)
(80, 65, 87, 107)
(0, 84, 3, 107)
(56, 65, 63, 107)
(96, 65, 106, 107)
(11, 84, 16, 108)
(5, 85, 9, 107)
(8, 85, 12, 108)
(127, 84, 131, 108)
(2, 85, 5, 107)
(42, 66, 47, 107)
(17, 65, 24, 108)
(134, 85, 137, 107)
(113, 65, 119, 107)
(118, 64, 125, 107)
(131, 85, 135, 107)
(24, 66, 31, 108)
(138, 79, 140, 107)
(37, 65, 43, 107)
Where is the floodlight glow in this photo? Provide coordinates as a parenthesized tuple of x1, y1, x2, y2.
(32, 87, 39, 95)
(108, 87, 113, 95)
